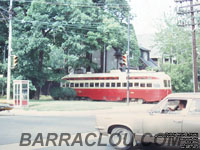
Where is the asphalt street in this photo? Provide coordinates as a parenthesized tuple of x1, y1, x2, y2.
(0, 110, 181, 150)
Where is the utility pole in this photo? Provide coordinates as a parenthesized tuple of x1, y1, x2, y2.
(103, 44, 106, 73)
(190, 0, 198, 92)
(7, 0, 13, 100)
(175, 0, 199, 92)
(127, 15, 130, 105)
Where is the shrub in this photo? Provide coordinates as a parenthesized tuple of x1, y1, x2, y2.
(60, 88, 76, 100)
(50, 87, 61, 100)
(50, 87, 76, 100)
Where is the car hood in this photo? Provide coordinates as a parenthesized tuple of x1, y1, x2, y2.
(96, 104, 154, 118)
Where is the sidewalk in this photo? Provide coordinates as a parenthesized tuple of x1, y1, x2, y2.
(0, 103, 154, 117)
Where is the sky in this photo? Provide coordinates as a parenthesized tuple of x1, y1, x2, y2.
(130, 0, 176, 35)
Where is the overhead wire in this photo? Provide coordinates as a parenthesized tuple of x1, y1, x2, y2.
(0, 0, 130, 8)
(0, 0, 130, 37)
(13, 19, 99, 32)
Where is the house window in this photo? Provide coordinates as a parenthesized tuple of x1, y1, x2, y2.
(143, 52, 148, 61)
(165, 58, 169, 62)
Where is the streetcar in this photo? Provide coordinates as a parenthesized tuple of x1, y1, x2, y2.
(61, 70, 172, 102)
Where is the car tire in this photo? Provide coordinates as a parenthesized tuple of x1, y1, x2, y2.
(110, 127, 134, 150)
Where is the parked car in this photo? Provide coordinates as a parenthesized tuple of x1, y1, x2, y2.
(96, 93, 200, 149)
(0, 103, 13, 111)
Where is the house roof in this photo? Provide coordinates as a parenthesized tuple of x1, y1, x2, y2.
(140, 57, 157, 68)
(137, 34, 161, 58)
(139, 46, 151, 52)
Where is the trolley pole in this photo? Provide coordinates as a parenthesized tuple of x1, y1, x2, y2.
(127, 15, 130, 105)
(6, 0, 13, 100)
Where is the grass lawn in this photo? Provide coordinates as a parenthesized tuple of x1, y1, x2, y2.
(22, 95, 129, 111)
(1, 95, 153, 112)
(24, 100, 129, 111)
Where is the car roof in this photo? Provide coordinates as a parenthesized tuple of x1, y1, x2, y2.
(167, 93, 200, 99)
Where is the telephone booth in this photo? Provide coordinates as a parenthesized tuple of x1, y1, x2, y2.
(13, 80, 29, 107)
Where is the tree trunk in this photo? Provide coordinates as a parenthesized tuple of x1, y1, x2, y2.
(34, 50, 44, 100)
(86, 52, 92, 72)
(34, 86, 40, 100)
(47, 82, 52, 95)
(100, 51, 104, 72)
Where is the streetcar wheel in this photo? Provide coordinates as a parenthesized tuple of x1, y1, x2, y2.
(110, 127, 134, 149)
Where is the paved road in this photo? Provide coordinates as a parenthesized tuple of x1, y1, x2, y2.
(0, 114, 111, 150)
(0, 110, 181, 150)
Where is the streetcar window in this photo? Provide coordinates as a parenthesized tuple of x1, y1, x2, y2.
(134, 83, 139, 87)
(117, 83, 121, 87)
(123, 83, 127, 87)
(129, 83, 133, 87)
(106, 83, 110, 87)
(111, 83, 115, 87)
(168, 80, 171, 87)
(85, 83, 89, 87)
(80, 83, 84, 87)
(66, 83, 69, 87)
(147, 83, 152, 87)
(70, 83, 74, 87)
(90, 83, 94, 87)
(153, 83, 160, 88)
(164, 80, 168, 87)
(75, 83, 79, 87)
(100, 83, 104, 87)
(95, 83, 99, 87)
(140, 83, 145, 87)
(61, 83, 65, 87)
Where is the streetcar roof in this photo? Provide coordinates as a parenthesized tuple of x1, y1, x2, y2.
(62, 70, 170, 80)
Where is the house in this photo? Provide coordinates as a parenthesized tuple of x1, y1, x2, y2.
(136, 34, 177, 67)
(138, 47, 158, 70)
(74, 47, 158, 74)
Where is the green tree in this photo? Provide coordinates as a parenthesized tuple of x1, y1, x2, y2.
(1, 0, 140, 99)
(154, 14, 197, 92)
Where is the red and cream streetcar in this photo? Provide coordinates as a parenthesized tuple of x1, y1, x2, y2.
(62, 70, 172, 102)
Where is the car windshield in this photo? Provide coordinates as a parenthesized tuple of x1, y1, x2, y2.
(149, 99, 166, 113)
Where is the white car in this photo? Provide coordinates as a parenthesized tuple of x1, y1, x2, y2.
(96, 93, 200, 149)
(0, 103, 13, 111)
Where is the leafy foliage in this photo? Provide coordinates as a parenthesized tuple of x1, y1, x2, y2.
(154, 14, 198, 92)
(0, 0, 140, 99)
(50, 87, 76, 100)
